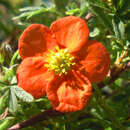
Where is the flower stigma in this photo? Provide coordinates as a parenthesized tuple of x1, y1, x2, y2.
(45, 46, 75, 76)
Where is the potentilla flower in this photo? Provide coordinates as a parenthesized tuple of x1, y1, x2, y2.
(17, 16, 110, 112)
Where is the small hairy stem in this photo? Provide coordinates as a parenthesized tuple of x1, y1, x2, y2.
(85, 13, 94, 21)
(8, 109, 64, 130)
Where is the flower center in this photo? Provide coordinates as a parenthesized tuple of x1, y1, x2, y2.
(45, 46, 75, 76)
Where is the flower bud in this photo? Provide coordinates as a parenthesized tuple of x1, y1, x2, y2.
(0, 43, 12, 65)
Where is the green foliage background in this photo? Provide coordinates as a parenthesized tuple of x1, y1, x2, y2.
(0, 0, 130, 130)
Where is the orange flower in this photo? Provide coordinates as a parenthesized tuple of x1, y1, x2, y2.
(17, 16, 110, 112)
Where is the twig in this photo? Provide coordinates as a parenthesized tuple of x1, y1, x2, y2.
(8, 109, 64, 130)
(98, 61, 130, 88)
(85, 13, 94, 22)
(98, 49, 128, 88)
(0, 108, 9, 120)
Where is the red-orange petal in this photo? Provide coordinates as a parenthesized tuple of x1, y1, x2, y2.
(19, 24, 57, 59)
(50, 16, 89, 53)
(17, 57, 54, 99)
(79, 40, 110, 83)
(47, 71, 92, 112)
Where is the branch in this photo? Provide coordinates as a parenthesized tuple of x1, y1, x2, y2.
(98, 61, 130, 88)
(8, 109, 64, 130)
(98, 49, 128, 88)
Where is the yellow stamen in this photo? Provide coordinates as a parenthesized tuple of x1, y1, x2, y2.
(45, 46, 75, 75)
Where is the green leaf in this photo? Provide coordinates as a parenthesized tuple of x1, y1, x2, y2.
(90, 27, 100, 37)
(1, 66, 16, 82)
(0, 86, 9, 97)
(115, 78, 123, 86)
(124, 40, 130, 50)
(12, 85, 34, 103)
(86, 2, 113, 34)
(118, 20, 125, 39)
(0, 43, 12, 66)
(65, 8, 80, 15)
(9, 87, 18, 113)
(0, 119, 9, 130)
(112, 0, 118, 9)
(27, 8, 48, 19)
(1, 65, 17, 82)
(13, 7, 51, 20)
(10, 50, 20, 66)
(119, 0, 130, 13)
(105, 126, 112, 130)
(10, 76, 17, 85)
(0, 90, 9, 113)
(0, 117, 15, 130)
(12, 12, 31, 20)
(1, 66, 8, 73)
(19, 6, 42, 12)
(112, 16, 125, 40)
(0, 81, 8, 87)
(0, 50, 4, 64)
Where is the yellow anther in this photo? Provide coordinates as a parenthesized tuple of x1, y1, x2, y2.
(45, 47, 75, 75)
